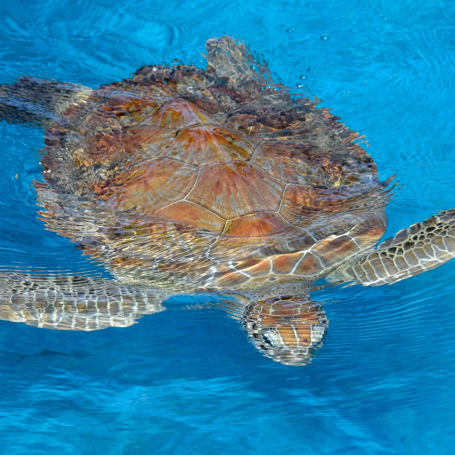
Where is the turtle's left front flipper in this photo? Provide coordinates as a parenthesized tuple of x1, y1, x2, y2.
(0, 272, 165, 331)
(0, 77, 92, 127)
(328, 209, 455, 286)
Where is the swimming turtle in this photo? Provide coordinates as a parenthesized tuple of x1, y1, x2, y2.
(1, 36, 454, 365)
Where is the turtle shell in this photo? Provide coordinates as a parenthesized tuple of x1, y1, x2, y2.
(37, 37, 390, 291)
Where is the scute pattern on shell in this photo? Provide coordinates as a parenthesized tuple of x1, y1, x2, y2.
(37, 37, 391, 292)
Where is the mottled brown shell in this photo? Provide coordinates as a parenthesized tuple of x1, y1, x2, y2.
(37, 37, 390, 291)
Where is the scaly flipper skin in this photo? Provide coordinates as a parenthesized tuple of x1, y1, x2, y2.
(0, 272, 165, 330)
(0, 76, 91, 126)
(327, 210, 455, 286)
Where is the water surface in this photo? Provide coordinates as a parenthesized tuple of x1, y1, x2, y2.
(1, 0, 455, 453)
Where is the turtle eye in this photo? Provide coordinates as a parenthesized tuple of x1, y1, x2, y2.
(311, 323, 326, 343)
(261, 328, 285, 349)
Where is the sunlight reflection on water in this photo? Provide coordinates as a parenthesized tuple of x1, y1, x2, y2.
(1, 0, 455, 454)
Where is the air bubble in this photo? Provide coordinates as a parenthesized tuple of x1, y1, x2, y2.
(320, 35, 331, 41)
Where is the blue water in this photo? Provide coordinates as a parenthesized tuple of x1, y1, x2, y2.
(1, 0, 455, 453)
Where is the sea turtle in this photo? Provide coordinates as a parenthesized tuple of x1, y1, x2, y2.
(1, 36, 454, 366)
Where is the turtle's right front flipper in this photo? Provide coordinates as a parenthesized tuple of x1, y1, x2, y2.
(328, 209, 455, 286)
(0, 272, 165, 331)
(0, 77, 92, 127)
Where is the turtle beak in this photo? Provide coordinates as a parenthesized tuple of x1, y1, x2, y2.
(243, 297, 328, 366)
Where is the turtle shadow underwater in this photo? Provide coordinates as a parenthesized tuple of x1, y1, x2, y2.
(1, 36, 454, 366)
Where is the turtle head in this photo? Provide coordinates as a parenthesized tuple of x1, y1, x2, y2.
(243, 297, 328, 366)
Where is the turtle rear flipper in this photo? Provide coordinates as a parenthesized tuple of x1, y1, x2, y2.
(327, 209, 455, 286)
(0, 272, 164, 330)
(0, 77, 92, 127)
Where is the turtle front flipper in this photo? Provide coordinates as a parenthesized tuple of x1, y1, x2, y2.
(327, 209, 455, 286)
(0, 77, 92, 127)
(0, 272, 164, 331)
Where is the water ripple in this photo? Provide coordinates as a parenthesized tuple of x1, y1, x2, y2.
(1, 0, 455, 453)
